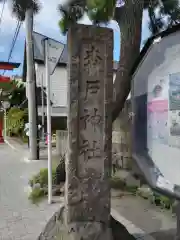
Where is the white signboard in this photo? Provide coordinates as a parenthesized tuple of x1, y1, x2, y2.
(132, 29, 180, 200)
(32, 31, 67, 65)
(47, 39, 64, 75)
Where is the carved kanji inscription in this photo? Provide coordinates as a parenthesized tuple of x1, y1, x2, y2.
(84, 80, 101, 100)
(67, 24, 113, 226)
(80, 108, 102, 131)
(79, 139, 101, 162)
(83, 44, 103, 76)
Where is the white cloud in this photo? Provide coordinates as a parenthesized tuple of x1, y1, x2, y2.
(0, 1, 17, 30)
(0, 0, 119, 43)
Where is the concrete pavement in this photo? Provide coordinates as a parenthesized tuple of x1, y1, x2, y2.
(0, 143, 60, 240)
(1, 139, 177, 239)
(112, 190, 176, 239)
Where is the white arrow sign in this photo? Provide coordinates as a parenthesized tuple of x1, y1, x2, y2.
(47, 39, 64, 75)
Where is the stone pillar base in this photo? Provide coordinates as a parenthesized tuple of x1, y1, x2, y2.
(66, 222, 112, 240)
(37, 206, 113, 240)
(173, 201, 180, 240)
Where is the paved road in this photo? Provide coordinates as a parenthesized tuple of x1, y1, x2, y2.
(112, 190, 176, 239)
(0, 144, 60, 240)
(1, 139, 177, 240)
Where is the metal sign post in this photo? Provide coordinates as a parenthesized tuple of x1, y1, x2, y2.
(44, 38, 64, 204)
(41, 74, 45, 142)
(44, 38, 52, 204)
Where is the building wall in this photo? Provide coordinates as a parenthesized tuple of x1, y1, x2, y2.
(112, 101, 132, 169)
(35, 63, 117, 117)
(35, 63, 132, 168)
(35, 63, 67, 108)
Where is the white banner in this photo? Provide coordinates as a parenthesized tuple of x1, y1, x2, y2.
(47, 39, 64, 75)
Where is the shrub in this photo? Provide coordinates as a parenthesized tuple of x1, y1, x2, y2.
(125, 185, 138, 195)
(29, 167, 56, 188)
(6, 107, 28, 137)
(152, 193, 174, 209)
(28, 187, 45, 204)
(28, 156, 65, 204)
(110, 177, 126, 189)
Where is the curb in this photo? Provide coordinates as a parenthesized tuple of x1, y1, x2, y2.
(5, 139, 31, 163)
(4, 139, 17, 151)
(111, 208, 155, 240)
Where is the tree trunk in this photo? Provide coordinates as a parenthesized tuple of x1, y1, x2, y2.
(112, 0, 144, 122)
(25, 8, 38, 160)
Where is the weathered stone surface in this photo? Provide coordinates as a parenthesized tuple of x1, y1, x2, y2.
(112, 101, 132, 170)
(174, 201, 180, 240)
(66, 23, 113, 238)
(67, 222, 112, 240)
(37, 204, 136, 240)
(56, 130, 68, 156)
(37, 205, 66, 240)
(55, 156, 66, 185)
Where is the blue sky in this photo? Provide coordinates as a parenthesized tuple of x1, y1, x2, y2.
(0, 0, 151, 76)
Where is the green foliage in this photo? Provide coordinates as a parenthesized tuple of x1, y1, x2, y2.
(111, 176, 174, 210)
(87, 0, 116, 23)
(146, 0, 180, 34)
(0, 78, 25, 107)
(110, 176, 138, 194)
(28, 187, 45, 204)
(29, 167, 57, 188)
(9, 87, 26, 107)
(0, 0, 41, 21)
(58, 0, 180, 36)
(11, 0, 41, 21)
(6, 107, 28, 136)
(152, 192, 174, 209)
(28, 165, 57, 204)
(58, 0, 116, 34)
(110, 176, 126, 189)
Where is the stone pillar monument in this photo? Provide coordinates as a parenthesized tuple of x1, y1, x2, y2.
(174, 201, 180, 240)
(65, 24, 113, 239)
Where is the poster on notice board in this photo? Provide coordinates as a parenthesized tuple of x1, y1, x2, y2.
(169, 73, 180, 137)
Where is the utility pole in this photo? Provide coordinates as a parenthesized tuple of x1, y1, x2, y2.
(41, 74, 45, 142)
(25, 8, 37, 160)
(34, 69, 40, 160)
(44, 38, 52, 204)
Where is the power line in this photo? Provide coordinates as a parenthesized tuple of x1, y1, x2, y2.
(2, 20, 22, 75)
(0, 0, 6, 34)
(7, 21, 22, 62)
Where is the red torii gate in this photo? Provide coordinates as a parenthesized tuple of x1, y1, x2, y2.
(0, 61, 20, 143)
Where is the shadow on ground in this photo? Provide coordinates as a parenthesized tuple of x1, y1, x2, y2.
(150, 228, 176, 240)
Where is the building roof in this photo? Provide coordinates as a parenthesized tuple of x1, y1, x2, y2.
(0, 61, 20, 70)
(131, 24, 180, 76)
(32, 31, 67, 66)
(32, 31, 119, 70)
